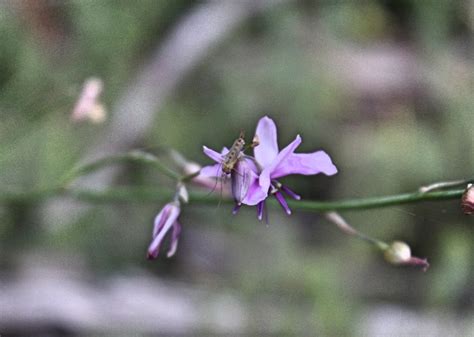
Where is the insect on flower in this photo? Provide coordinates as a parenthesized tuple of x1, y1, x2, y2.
(202, 116, 338, 219)
(222, 130, 246, 174)
(202, 131, 260, 204)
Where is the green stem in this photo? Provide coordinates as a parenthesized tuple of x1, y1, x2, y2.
(60, 150, 181, 186)
(290, 188, 465, 211)
(1, 186, 465, 212)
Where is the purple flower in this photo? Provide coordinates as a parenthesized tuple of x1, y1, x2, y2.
(201, 146, 267, 205)
(147, 202, 182, 259)
(250, 116, 338, 217)
(201, 116, 337, 219)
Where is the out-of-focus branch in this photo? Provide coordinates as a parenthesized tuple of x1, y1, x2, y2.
(80, 0, 284, 189)
(43, 0, 285, 223)
(4, 184, 467, 212)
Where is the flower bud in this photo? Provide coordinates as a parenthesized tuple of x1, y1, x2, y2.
(177, 183, 189, 203)
(461, 183, 474, 215)
(71, 77, 107, 124)
(147, 202, 181, 259)
(384, 241, 429, 271)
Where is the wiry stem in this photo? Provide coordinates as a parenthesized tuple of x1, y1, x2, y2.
(0, 185, 467, 212)
(325, 212, 388, 249)
(1, 152, 470, 211)
(418, 179, 471, 193)
(290, 188, 466, 211)
(60, 150, 181, 186)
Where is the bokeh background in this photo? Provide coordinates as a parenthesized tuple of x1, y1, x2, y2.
(1, 0, 473, 336)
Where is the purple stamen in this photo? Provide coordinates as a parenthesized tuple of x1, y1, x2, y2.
(274, 191, 291, 215)
(257, 201, 264, 220)
(281, 184, 301, 200)
(232, 203, 242, 215)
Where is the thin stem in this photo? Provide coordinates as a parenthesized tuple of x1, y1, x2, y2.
(325, 212, 388, 249)
(418, 179, 471, 193)
(0, 185, 466, 212)
(288, 188, 465, 211)
(60, 151, 181, 186)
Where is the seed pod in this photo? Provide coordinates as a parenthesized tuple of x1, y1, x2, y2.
(383, 241, 429, 272)
(384, 241, 411, 264)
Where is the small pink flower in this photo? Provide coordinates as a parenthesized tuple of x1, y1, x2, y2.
(147, 202, 181, 259)
(71, 77, 106, 124)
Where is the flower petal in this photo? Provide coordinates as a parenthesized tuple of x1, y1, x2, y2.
(259, 135, 302, 189)
(241, 176, 268, 205)
(203, 146, 223, 163)
(231, 159, 253, 204)
(271, 150, 338, 178)
(167, 221, 182, 258)
(253, 116, 279, 167)
(152, 204, 171, 238)
(220, 147, 229, 154)
(199, 163, 222, 178)
(148, 204, 180, 258)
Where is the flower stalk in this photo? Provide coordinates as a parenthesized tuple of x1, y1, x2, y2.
(1, 185, 467, 211)
(4, 111, 471, 264)
(325, 212, 429, 271)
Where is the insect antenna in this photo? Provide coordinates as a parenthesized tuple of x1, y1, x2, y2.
(205, 163, 224, 197)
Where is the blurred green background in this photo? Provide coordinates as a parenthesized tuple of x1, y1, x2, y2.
(0, 0, 473, 336)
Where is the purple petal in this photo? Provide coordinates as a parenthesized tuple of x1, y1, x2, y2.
(241, 177, 268, 205)
(274, 191, 292, 215)
(148, 204, 180, 259)
(259, 135, 302, 190)
(147, 233, 162, 259)
(253, 116, 279, 168)
(231, 158, 257, 204)
(152, 203, 179, 238)
(167, 221, 182, 258)
(272, 150, 338, 179)
(242, 156, 259, 173)
(203, 146, 223, 163)
(152, 205, 170, 238)
(199, 163, 223, 178)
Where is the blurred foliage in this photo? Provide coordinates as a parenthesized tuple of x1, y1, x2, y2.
(0, 0, 473, 335)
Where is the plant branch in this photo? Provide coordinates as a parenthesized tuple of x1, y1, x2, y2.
(1, 185, 466, 212)
(60, 151, 181, 186)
